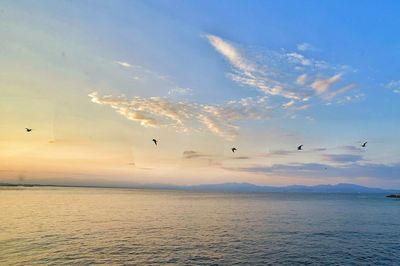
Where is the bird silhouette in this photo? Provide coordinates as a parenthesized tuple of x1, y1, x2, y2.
(231, 147, 237, 153)
(25, 128, 32, 132)
(361, 141, 367, 147)
(297, 145, 303, 150)
(152, 139, 158, 146)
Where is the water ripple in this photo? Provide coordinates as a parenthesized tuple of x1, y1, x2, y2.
(1, 188, 400, 265)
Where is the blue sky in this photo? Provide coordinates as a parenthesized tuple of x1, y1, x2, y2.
(1, 0, 399, 187)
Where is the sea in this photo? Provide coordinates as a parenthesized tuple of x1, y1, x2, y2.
(1, 187, 400, 265)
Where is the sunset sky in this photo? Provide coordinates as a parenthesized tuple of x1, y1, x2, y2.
(1, 0, 400, 188)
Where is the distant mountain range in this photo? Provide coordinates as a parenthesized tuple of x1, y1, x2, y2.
(1, 182, 397, 193)
(185, 183, 397, 193)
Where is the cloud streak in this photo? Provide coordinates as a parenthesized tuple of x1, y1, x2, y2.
(225, 162, 400, 180)
(182, 150, 210, 159)
(323, 154, 364, 164)
(115, 61, 133, 68)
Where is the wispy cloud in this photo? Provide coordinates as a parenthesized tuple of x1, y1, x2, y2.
(168, 87, 193, 96)
(182, 150, 210, 159)
(311, 73, 342, 94)
(339, 145, 364, 153)
(231, 156, 251, 160)
(384, 80, 400, 95)
(206, 34, 360, 106)
(334, 93, 366, 105)
(105, 36, 362, 141)
(313, 148, 327, 152)
(115, 60, 172, 82)
(115, 61, 133, 68)
(206, 35, 256, 76)
(282, 100, 295, 109)
(207, 34, 304, 100)
(323, 154, 364, 164)
(225, 162, 400, 180)
(259, 146, 365, 161)
(286, 52, 312, 66)
(325, 83, 357, 100)
(89, 92, 187, 128)
(297, 42, 314, 52)
(296, 74, 308, 86)
(89, 92, 270, 140)
(261, 149, 295, 157)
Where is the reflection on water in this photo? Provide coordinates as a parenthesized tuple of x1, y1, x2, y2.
(1, 187, 400, 265)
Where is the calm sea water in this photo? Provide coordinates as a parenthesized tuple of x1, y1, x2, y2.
(1, 187, 400, 265)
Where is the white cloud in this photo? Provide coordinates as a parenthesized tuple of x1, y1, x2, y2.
(182, 150, 210, 159)
(334, 93, 366, 105)
(115, 61, 132, 68)
(206, 34, 359, 106)
(198, 114, 238, 140)
(296, 74, 307, 86)
(206, 35, 256, 76)
(102, 36, 362, 141)
(325, 83, 357, 100)
(207, 34, 303, 100)
(168, 87, 192, 96)
(293, 104, 311, 110)
(282, 100, 295, 109)
(305, 116, 315, 122)
(225, 162, 400, 180)
(311, 73, 342, 94)
(89, 92, 270, 140)
(286, 52, 311, 66)
(385, 80, 400, 88)
(297, 42, 314, 52)
(89, 92, 181, 128)
(385, 80, 400, 95)
(115, 60, 173, 84)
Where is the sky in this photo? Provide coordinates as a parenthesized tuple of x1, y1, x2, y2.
(1, 0, 400, 188)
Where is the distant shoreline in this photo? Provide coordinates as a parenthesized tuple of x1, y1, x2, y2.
(0, 183, 113, 189)
(1, 182, 398, 194)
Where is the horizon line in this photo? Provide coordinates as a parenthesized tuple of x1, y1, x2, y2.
(1, 181, 398, 193)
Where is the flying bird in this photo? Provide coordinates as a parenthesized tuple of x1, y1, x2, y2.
(361, 141, 367, 147)
(231, 147, 237, 153)
(152, 139, 158, 146)
(297, 145, 303, 150)
(25, 128, 32, 132)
